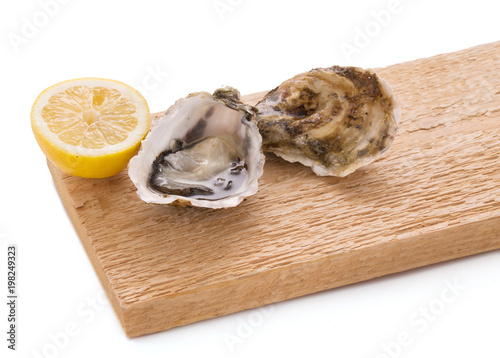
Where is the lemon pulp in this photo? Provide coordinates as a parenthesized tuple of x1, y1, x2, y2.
(31, 78, 150, 178)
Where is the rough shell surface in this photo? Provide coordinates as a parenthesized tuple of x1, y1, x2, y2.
(255, 66, 401, 176)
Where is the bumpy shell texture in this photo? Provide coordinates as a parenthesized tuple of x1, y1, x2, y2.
(128, 87, 265, 209)
(256, 66, 401, 176)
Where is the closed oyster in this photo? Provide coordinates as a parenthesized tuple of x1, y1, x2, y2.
(128, 87, 265, 208)
(256, 66, 400, 176)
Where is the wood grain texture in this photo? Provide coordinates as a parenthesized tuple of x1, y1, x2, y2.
(48, 42, 500, 337)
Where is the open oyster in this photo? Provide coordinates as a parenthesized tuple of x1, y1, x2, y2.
(256, 66, 400, 176)
(128, 87, 265, 208)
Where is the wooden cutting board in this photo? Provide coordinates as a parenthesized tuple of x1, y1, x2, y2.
(49, 42, 500, 337)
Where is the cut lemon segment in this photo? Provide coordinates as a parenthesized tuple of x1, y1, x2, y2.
(31, 78, 150, 178)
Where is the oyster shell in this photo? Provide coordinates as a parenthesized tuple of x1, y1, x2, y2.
(128, 87, 265, 208)
(256, 66, 400, 176)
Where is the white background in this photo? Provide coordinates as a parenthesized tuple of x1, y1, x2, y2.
(1, 0, 500, 357)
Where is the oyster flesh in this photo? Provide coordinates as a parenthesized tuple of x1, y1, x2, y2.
(128, 87, 265, 208)
(256, 66, 401, 176)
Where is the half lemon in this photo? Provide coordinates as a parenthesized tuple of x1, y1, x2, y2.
(31, 78, 150, 178)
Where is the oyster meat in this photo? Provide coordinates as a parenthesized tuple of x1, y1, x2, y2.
(128, 87, 265, 208)
(256, 66, 401, 176)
